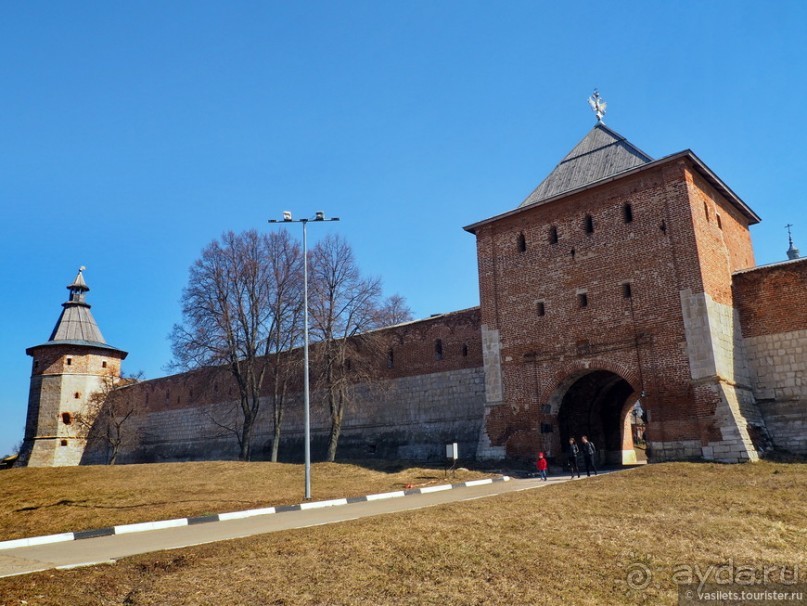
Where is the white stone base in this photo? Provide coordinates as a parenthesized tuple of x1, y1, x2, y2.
(475, 430, 507, 460)
(603, 449, 638, 465)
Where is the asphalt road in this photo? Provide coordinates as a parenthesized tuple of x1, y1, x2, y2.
(0, 471, 615, 578)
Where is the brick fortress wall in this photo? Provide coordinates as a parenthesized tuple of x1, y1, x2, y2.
(733, 258, 807, 454)
(82, 309, 486, 464)
(70, 251, 806, 465)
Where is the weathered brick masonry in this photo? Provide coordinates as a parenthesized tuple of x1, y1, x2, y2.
(733, 258, 807, 454)
(464, 124, 789, 464)
(81, 309, 486, 464)
(17, 269, 128, 468)
(21, 346, 124, 466)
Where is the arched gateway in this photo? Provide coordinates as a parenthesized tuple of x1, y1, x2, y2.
(555, 370, 640, 465)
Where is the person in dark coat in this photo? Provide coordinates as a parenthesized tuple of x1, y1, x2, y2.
(580, 435, 598, 477)
(536, 451, 548, 481)
(566, 438, 580, 478)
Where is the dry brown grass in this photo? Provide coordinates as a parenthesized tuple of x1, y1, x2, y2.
(0, 461, 491, 541)
(0, 461, 805, 606)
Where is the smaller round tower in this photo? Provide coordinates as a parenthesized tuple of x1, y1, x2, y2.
(17, 268, 127, 467)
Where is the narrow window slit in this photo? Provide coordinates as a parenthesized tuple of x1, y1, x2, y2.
(623, 203, 633, 223)
(622, 283, 632, 298)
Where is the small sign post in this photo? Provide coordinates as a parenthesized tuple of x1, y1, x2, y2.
(446, 442, 458, 477)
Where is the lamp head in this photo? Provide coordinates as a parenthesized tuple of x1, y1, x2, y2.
(315, 211, 325, 221)
(283, 211, 293, 221)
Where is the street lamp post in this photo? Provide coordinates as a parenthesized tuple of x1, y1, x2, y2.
(268, 210, 339, 500)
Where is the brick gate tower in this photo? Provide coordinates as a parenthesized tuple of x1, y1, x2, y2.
(465, 98, 770, 464)
(17, 268, 127, 467)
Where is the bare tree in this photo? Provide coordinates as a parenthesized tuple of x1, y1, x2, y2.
(308, 234, 412, 461)
(379, 293, 414, 326)
(76, 371, 144, 465)
(170, 230, 303, 461)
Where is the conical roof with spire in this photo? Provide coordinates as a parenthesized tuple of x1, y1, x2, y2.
(27, 267, 125, 354)
(465, 93, 760, 234)
(518, 123, 653, 208)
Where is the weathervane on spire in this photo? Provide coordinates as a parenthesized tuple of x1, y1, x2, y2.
(588, 89, 607, 123)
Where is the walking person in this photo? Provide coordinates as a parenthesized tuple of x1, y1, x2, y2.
(536, 451, 548, 481)
(566, 438, 580, 479)
(580, 435, 598, 477)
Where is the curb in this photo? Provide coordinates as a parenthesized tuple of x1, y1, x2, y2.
(0, 476, 511, 552)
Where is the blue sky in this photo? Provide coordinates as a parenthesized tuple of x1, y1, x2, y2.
(1, 1, 805, 457)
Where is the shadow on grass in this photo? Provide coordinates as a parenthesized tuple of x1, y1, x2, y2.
(644, 449, 806, 466)
(763, 450, 806, 464)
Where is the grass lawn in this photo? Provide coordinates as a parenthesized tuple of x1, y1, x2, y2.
(0, 461, 805, 605)
(0, 461, 493, 541)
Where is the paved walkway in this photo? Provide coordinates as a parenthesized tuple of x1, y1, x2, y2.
(0, 470, 617, 578)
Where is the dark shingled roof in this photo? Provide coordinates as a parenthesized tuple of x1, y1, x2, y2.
(48, 302, 107, 344)
(464, 137, 760, 235)
(518, 123, 653, 208)
(27, 269, 127, 355)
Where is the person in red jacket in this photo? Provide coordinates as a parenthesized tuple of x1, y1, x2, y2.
(536, 451, 548, 481)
